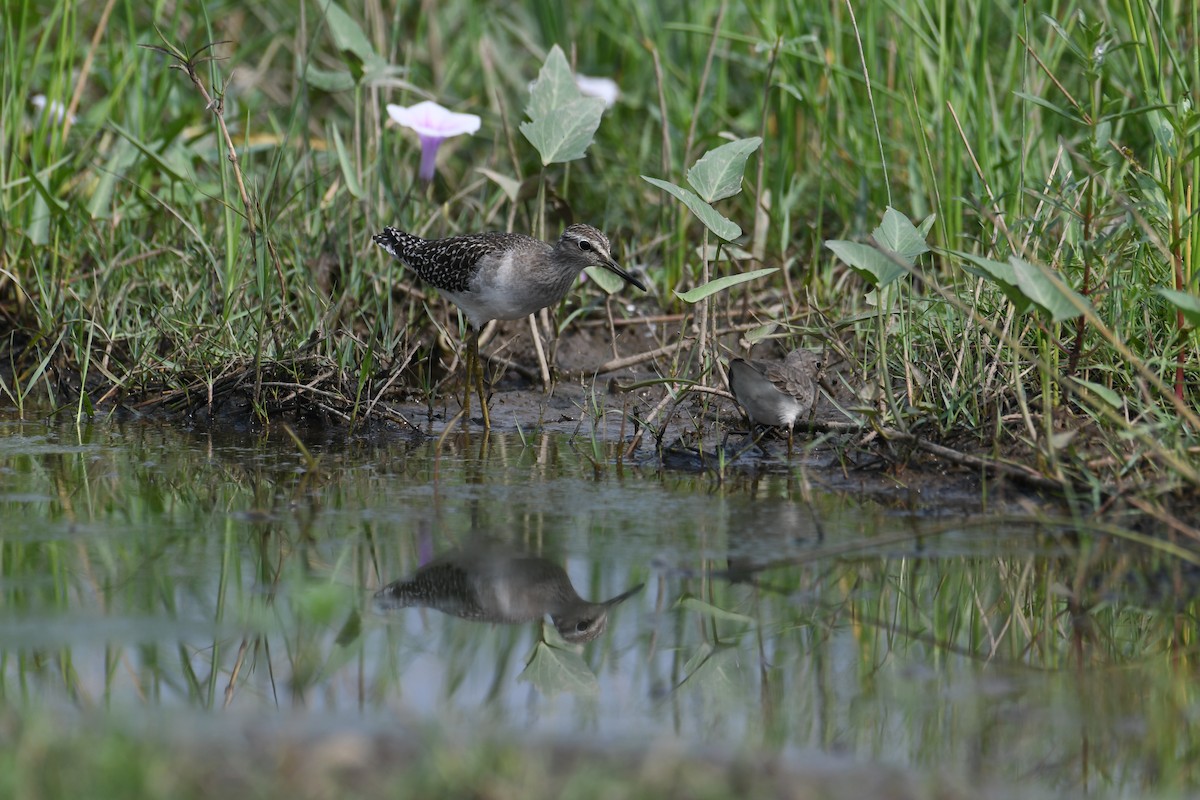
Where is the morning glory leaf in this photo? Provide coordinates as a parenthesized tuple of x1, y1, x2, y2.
(956, 251, 1032, 313)
(521, 97, 605, 165)
(1010, 257, 1088, 322)
(680, 642, 742, 693)
(873, 206, 930, 263)
(744, 322, 778, 344)
(686, 137, 763, 203)
(674, 268, 778, 304)
(520, 638, 598, 697)
(583, 265, 629, 294)
(825, 239, 907, 288)
(522, 45, 604, 165)
(642, 176, 741, 240)
(526, 45, 581, 119)
(825, 208, 930, 289)
(323, 1, 385, 70)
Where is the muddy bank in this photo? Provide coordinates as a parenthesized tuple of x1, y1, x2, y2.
(0, 318, 1152, 512)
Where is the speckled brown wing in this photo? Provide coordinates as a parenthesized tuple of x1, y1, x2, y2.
(372, 228, 531, 293)
(374, 561, 488, 620)
(764, 362, 810, 402)
(764, 351, 821, 409)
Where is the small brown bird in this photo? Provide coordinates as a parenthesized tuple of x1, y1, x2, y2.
(727, 349, 823, 454)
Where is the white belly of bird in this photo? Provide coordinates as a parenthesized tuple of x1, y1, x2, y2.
(454, 251, 568, 325)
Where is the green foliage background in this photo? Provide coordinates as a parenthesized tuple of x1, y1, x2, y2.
(2, 0, 1199, 493)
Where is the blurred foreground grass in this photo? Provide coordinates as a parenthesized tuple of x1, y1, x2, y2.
(0, 711, 991, 800)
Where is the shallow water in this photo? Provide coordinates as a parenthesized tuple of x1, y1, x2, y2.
(0, 414, 1196, 796)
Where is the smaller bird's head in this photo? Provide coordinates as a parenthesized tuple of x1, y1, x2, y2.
(785, 348, 823, 376)
(556, 224, 646, 292)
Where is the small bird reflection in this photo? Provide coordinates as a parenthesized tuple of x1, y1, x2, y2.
(374, 541, 643, 644)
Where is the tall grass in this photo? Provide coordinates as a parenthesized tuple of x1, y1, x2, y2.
(0, 0, 1197, 498)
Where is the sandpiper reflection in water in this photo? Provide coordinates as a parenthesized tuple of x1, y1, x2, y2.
(374, 540, 643, 644)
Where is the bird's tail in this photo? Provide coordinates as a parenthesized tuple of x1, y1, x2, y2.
(372, 226, 420, 260)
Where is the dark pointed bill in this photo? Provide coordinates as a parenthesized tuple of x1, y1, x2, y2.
(601, 257, 647, 293)
(601, 582, 646, 608)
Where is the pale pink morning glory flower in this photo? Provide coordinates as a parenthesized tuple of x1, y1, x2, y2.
(386, 100, 481, 182)
(574, 74, 619, 109)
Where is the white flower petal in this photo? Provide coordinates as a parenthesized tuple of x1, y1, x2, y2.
(574, 74, 619, 108)
(386, 100, 480, 139)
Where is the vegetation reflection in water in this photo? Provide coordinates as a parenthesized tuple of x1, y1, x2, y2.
(0, 415, 1196, 795)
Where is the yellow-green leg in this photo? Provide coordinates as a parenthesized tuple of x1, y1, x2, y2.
(474, 331, 490, 429)
(464, 330, 491, 429)
(461, 334, 473, 423)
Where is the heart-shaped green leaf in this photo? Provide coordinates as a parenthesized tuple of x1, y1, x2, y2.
(521, 97, 605, 165)
(642, 176, 741, 240)
(686, 137, 763, 203)
(1010, 257, 1088, 322)
(323, 1, 385, 70)
(956, 251, 1031, 313)
(520, 638, 598, 696)
(873, 206, 930, 263)
(583, 265, 631, 294)
(526, 45, 579, 118)
(825, 240, 907, 288)
(674, 268, 778, 304)
(522, 45, 604, 165)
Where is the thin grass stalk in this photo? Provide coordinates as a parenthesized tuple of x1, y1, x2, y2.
(754, 37, 788, 302)
(697, 229, 710, 375)
(682, 0, 727, 167)
(845, 0, 890, 207)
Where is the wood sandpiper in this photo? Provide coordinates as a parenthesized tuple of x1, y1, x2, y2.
(373, 224, 646, 428)
(374, 543, 644, 643)
(728, 349, 823, 454)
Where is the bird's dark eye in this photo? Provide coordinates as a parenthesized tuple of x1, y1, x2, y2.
(578, 239, 592, 252)
(576, 620, 591, 632)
